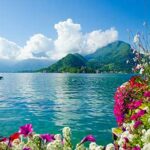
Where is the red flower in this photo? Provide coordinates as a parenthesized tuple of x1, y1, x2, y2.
(129, 76, 146, 88)
(9, 132, 20, 142)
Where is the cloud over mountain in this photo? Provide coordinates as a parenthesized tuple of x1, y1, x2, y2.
(0, 19, 118, 60)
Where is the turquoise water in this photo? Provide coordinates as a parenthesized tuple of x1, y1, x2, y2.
(0, 73, 133, 145)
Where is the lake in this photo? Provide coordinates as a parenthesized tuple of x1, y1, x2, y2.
(0, 73, 133, 145)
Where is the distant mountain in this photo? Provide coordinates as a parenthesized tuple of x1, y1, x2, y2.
(0, 59, 53, 72)
(0, 59, 16, 72)
(39, 41, 136, 73)
(13, 59, 53, 72)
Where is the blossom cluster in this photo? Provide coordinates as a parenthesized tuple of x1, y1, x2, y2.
(113, 76, 150, 149)
(0, 124, 115, 150)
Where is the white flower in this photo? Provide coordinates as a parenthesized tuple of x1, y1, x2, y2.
(143, 107, 149, 113)
(53, 140, 63, 149)
(46, 140, 63, 150)
(33, 134, 40, 139)
(118, 138, 124, 146)
(142, 129, 150, 144)
(12, 139, 20, 147)
(133, 34, 140, 44)
(89, 142, 97, 150)
(142, 143, 150, 150)
(63, 127, 71, 137)
(142, 129, 146, 135)
(47, 142, 54, 150)
(120, 82, 128, 88)
(119, 148, 124, 150)
(54, 134, 62, 141)
(128, 134, 134, 142)
(140, 68, 144, 74)
(117, 130, 135, 146)
(105, 143, 115, 150)
(75, 144, 86, 150)
(95, 146, 104, 150)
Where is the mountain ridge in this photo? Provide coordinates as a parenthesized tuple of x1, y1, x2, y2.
(38, 41, 136, 73)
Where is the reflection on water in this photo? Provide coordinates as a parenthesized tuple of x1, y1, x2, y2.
(0, 73, 133, 145)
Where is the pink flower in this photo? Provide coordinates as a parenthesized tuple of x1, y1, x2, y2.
(40, 134, 55, 143)
(137, 110, 146, 117)
(127, 100, 142, 110)
(131, 113, 138, 120)
(133, 146, 141, 150)
(80, 135, 96, 144)
(134, 100, 142, 108)
(144, 91, 150, 97)
(23, 148, 31, 150)
(19, 124, 33, 137)
(131, 110, 146, 120)
(116, 116, 124, 126)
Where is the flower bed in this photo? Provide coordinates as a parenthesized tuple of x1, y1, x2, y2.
(0, 75, 149, 150)
(113, 76, 150, 150)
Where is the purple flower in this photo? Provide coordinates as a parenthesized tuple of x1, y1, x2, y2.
(134, 120, 142, 128)
(23, 148, 31, 150)
(80, 135, 96, 144)
(19, 124, 33, 137)
(40, 134, 55, 143)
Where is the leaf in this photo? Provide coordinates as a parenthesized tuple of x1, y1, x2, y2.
(112, 128, 123, 136)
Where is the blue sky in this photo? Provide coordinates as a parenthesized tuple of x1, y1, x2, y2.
(0, 0, 149, 60)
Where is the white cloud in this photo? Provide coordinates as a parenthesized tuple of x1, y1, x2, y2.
(0, 18, 118, 60)
(0, 37, 21, 59)
(53, 19, 118, 59)
(53, 18, 83, 60)
(18, 34, 53, 60)
(85, 28, 118, 54)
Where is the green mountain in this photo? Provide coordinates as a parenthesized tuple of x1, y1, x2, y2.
(86, 40, 135, 72)
(39, 53, 89, 73)
(39, 41, 136, 73)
